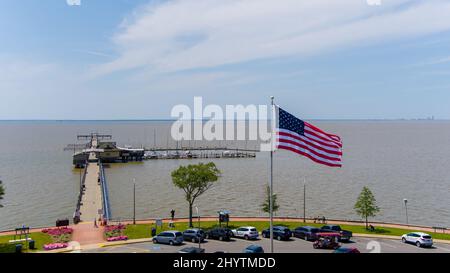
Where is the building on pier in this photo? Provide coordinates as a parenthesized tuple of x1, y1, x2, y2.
(71, 136, 144, 167)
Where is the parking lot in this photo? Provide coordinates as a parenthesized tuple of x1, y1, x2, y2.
(83, 235, 450, 253)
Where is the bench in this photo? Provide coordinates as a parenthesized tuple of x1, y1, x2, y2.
(432, 227, 447, 233)
(9, 238, 32, 243)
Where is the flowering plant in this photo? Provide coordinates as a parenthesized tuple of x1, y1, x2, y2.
(104, 224, 127, 239)
(43, 243, 69, 251)
(106, 236, 128, 242)
(42, 227, 73, 236)
(104, 224, 126, 233)
(42, 227, 73, 243)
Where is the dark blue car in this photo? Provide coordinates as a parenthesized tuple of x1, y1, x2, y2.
(243, 245, 264, 253)
(293, 226, 321, 241)
(261, 226, 292, 240)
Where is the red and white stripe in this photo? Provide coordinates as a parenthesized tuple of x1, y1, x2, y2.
(276, 121, 343, 168)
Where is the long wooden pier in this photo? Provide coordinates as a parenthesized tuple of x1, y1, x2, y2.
(78, 162, 102, 222)
(73, 135, 111, 224)
(69, 133, 257, 223)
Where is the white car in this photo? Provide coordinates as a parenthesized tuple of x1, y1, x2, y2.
(231, 226, 259, 240)
(401, 232, 433, 247)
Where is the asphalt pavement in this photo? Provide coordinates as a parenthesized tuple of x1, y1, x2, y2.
(82, 235, 450, 253)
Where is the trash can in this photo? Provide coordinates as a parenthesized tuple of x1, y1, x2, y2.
(15, 244, 22, 253)
(28, 240, 35, 250)
(151, 227, 156, 237)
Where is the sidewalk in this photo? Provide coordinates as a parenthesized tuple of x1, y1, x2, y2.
(108, 217, 449, 234)
(71, 222, 105, 246)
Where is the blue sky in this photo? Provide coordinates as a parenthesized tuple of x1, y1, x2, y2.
(1, 0, 450, 119)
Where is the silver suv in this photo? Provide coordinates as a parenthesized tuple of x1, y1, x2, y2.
(153, 230, 184, 245)
(231, 226, 259, 240)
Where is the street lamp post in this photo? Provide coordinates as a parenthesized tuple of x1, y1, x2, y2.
(403, 199, 409, 225)
(133, 178, 136, 225)
(303, 182, 306, 223)
(195, 206, 201, 249)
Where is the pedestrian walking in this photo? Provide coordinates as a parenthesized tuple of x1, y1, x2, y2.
(170, 209, 175, 221)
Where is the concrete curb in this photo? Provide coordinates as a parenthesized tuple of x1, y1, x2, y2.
(35, 238, 155, 253)
(353, 233, 450, 245)
(353, 233, 400, 240)
(36, 233, 450, 253)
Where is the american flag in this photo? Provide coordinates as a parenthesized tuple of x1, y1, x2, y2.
(275, 106, 343, 167)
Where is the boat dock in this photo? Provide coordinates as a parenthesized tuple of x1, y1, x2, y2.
(142, 149, 257, 160)
(68, 133, 258, 224)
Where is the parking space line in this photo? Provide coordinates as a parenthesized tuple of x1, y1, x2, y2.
(435, 245, 450, 252)
(378, 240, 399, 249)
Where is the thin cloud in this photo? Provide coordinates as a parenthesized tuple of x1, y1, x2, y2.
(74, 50, 115, 58)
(91, 0, 450, 77)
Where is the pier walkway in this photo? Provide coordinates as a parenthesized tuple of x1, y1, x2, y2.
(78, 135, 103, 223)
(79, 161, 102, 222)
(71, 135, 106, 245)
(72, 222, 104, 246)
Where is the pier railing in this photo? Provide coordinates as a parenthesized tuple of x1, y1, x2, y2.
(73, 162, 88, 224)
(99, 161, 112, 221)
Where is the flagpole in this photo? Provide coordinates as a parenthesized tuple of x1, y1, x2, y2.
(269, 96, 274, 253)
(303, 178, 306, 223)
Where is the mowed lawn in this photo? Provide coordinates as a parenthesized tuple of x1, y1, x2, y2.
(124, 221, 450, 241)
(0, 232, 53, 252)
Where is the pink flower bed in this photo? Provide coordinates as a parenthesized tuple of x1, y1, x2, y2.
(42, 227, 73, 236)
(43, 243, 69, 251)
(107, 236, 128, 242)
(104, 224, 126, 233)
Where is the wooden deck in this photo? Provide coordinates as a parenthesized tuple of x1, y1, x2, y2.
(79, 161, 102, 222)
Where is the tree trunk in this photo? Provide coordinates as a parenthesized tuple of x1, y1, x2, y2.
(188, 202, 193, 228)
(365, 215, 368, 230)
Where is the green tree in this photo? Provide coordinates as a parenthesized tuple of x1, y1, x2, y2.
(354, 186, 380, 229)
(0, 180, 4, 208)
(171, 162, 221, 227)
(261, 185, 279, 215)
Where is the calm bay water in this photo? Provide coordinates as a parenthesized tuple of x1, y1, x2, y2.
(0, 120, 449, 231)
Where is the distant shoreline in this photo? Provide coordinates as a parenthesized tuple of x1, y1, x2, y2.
(0, 119, 448, 122)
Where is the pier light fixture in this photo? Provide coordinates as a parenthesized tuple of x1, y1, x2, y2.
(403, 198, 409, 225)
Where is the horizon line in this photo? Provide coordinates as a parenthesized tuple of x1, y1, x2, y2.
(0, 118, 447, 122)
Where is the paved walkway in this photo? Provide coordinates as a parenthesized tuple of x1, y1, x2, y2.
(71, 222, 105, 246)
(79, 162, 102, 222)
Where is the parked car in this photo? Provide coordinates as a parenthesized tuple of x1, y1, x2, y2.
(231, 226, 259, 240)
(243, 245, 264, 253)
(183, 228, 205, 243)
(293, 226, 321, 241)
(401, 232, 433, 247)
(333, 247, 360, 253)
(178, 247, 205, 253)
(205, 228, 233, 241)
(313, 233, 341, 249)
(261, 226, 292, 240)
(320, 225, 352, 242)
(152, 231, 184, 245)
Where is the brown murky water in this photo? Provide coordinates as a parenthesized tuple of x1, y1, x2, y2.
(1, 120, 449, 230)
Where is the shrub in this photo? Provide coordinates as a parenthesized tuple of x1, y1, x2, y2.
(41, 227, 73, 243)
(43, 243, 69, 251)
(104, 224, 126, 239)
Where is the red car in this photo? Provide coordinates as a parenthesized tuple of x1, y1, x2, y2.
(333, 247, 360, 253)
(313, 232, 341, 249)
